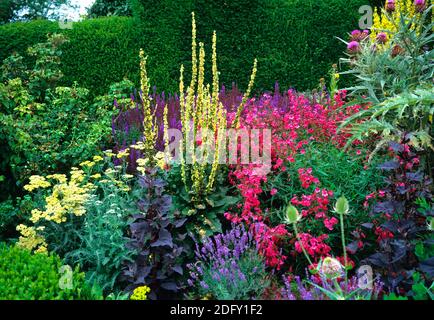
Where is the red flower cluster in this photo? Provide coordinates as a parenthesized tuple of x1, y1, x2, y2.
(291, 188, 337, 230)
(225, 89, 363, 269)
(294, 233, 331, 259)
(297, 168, 319, 189)
(252, 223, 289, 270)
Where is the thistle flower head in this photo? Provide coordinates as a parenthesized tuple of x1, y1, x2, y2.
(386, 0, 396, 12)
(414, 0, 426, 12)
(376, 32, 388, 44)
(347, 41, 360, 54)
(319, 256, 344, 279)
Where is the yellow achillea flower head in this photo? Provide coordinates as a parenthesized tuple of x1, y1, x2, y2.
(130, 286, 151, 300)
(16, 224, 47, 253)
(24, 175, 51, 192)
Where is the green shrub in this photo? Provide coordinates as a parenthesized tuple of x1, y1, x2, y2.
(0, 244, 101, 300)
(0, 17, 142, 97)
(0, 34, 115, 195)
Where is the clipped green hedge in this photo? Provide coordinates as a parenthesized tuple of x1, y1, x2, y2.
(134, 0, 367, 92)
(0, 0, 367, 94)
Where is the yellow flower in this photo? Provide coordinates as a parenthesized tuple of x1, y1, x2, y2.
(80, 160, 95, 168)
(130, 142, 146, 151)
(130, 286, 151, 300)
(91, 173, 102, 179)
(116, 148, 130, 159)
(93, 155, 104, 162)
(103, 149, 116, 157)
(16, 224, 47, 253)
(24, 175, 51, 192)
(136, 158, 149, 167)
(198, 229, 206, 238)
(154, 151, 167, 170)
(46, 174, 67, 183)
(137, 166, 146, 175)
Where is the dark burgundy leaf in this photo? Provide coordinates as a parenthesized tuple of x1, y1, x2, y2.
(151, 228, 173, 248)
(378, 160, 400, 171)
(419, 257, 434, 278)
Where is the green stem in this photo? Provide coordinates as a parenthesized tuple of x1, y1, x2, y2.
(293, 224, 313, 267)
(340, 213, 348, 285)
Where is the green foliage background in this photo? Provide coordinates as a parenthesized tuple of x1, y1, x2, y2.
(0, 0, 367, 95)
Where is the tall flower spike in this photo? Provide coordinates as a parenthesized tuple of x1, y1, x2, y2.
(233, 58, 258, 128)
(139, 49, 157, 160)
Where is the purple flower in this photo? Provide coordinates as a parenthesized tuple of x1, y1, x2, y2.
(347, 41, 361, 54)
(200, 281, 209, 290)
(414, 0, 426, 12)
(386, 0, 396, 12)
(376, 32, 388, 44)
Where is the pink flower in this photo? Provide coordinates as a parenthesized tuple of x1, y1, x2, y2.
(350, 29, 361, 41)
(356, 149, 362, 155)
(270, 188, 278, 196)
(347, 41, 360, 54)
(324, 217, 339, 231)
(386, 0, 396, 12)
(414, 0, 426, 12)
(376, 32, 388, 44)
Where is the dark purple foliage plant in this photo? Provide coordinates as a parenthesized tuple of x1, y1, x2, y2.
(121, 167, 188, 300)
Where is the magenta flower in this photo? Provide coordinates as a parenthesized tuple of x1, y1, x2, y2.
(376, 32, 388, 44)
(350, 29, 361, 41)
(386, 0, 396, 12)
(414, 0, 426, 12)
(347, 41, 360, 53)
(361, 30, 370, 40)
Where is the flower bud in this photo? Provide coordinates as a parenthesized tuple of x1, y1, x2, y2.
(334, 196, 350, 215)
(376, 32, 388, 44)
(285, 205, 301, 224)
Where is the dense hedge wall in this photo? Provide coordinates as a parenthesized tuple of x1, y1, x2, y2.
(0, 0, 368, 94)
(134, 0, 368, 92)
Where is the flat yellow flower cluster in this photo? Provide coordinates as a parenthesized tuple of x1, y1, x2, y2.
(16, 224, 47, 254)
(29, 173, 93, 224)
(130, 285, 151, 300)
(23, 175, 51, 192)
(17, 153, 133, 253)
(135, 152, 167, 175)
